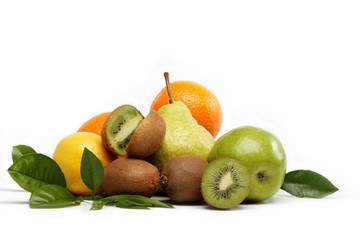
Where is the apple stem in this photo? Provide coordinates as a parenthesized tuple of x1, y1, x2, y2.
(257, 172, 266, 182)
(164, 72, 174, 104)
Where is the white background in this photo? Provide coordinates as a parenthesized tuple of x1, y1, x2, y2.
(1, 0, 359, 239)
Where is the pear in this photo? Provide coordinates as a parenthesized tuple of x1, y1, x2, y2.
(147, 73, 215, 171)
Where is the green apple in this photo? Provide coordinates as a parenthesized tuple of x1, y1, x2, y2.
(208, 126, 286, 201)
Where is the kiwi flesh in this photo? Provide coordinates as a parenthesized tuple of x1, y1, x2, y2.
(101, 105, 144, 156)
(126, 110, 166, 159)
(101, 157, 160, 197)
(201, 156, 251, 209)
(161, 155, 209, 203)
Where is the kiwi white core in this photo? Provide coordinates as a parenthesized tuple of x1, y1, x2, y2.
(219, 172, 234, 191)
(113, 117, 142, 143)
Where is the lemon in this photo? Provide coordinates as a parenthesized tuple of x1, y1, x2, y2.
(53, 132, 115, 195)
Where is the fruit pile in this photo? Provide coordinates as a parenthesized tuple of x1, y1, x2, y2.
(8, 72, 338, 210)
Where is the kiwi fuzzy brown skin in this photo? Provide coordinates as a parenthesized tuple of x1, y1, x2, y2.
(126, 110, 166, 159)
(101, 157, 160, 197)
(160, 155, 209, 203)
(101, 105, 143, 155)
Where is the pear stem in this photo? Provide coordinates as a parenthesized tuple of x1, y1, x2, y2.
(164, 72, 174, 104)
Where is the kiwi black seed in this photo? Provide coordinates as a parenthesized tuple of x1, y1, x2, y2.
(101, 157, 160, 197)
(126, 110, 166, 159)
(101, 105, 144, 155)
(201, 156, 251, 209)
(161, 155, 209, 203)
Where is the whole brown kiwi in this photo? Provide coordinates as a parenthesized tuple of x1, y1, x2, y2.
(101, 157, 160, 197)
(160, 155, 209, 203)
(126, 110, 166, 159)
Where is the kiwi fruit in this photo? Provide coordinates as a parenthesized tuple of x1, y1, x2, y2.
(102, 105, 166, 158)
(161, 155, 209, 203)
(101, 105, 144, 156)
(126, 110, 166, 158)
(101, 157, 160, 197)
(201, 156, 251, 209)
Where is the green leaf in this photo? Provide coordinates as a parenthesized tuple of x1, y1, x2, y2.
(12, 145, 36, 162)
(30, 185, 81, 208)
(90, 200, 105, 210)
(115, 203, 150, 210)
(77, 194, 106, 202)
(80, 148, 104, 195)
(125, 198, 152, 206)
(95, 195, 131, 202)
(281, 170, 339, 198)
(89, 195, 174, 210)
(134, 196, 174, 208)
(162, 202, 175, 208)
(8, 153, 66, 193)
(104, 195, 173, 208)
(115, 199, 150, 208)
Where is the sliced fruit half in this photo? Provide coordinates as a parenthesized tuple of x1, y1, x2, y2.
(126, 110, 166, 159)
(201, 156, 251, 209)
(101, 105, 144, 156)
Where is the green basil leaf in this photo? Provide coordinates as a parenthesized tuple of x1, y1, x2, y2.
(162, 202, 175, 208)
(95, 195, 131, 203)
(125, 198, 151, 206)
(12, 145, 36, 162)
(90, 200, 105, 210)
(135, 196, 174, 208)
(77, 194, 106, 202)
(115, 199, 151, 208)
(81, 148, 104, 195)
(30, 185, 81, 208)
(8, 153, 66, 192)
(104, 195, 173, 208)
(89, 195, 174, 210)
(90, 196, 131, 210)
(115, 202, 150, 210)
(129, 206, 150, 210)
(115, 200, 141, 208)
(281, 170, 339, 198)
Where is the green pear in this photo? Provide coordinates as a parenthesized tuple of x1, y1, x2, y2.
(208, 126, 286, 202)
(147, 73, 215, 171)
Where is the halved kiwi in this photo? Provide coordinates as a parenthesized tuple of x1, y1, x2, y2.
(126, 110, 166, 158)
(101, 105, 144, 156)
(102, 106, 166, 158)
(201, 156, 251, 209)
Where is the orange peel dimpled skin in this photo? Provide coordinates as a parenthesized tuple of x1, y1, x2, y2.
(150, 80, 222, 138)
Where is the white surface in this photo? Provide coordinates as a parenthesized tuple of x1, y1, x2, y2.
(0, 1, 359, 239)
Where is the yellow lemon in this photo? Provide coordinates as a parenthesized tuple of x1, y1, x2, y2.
(53, 132, 115, 195)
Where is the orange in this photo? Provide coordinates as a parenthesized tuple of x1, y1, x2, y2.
(150, 81, 222, 138)
(78, 112, 110, 136)
(53, 132, 115, 195)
